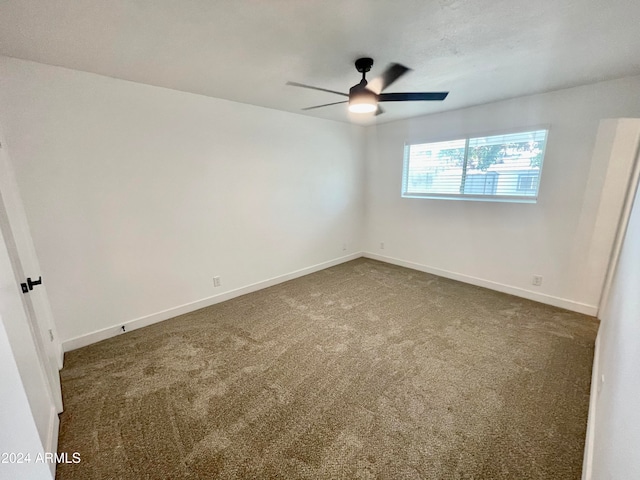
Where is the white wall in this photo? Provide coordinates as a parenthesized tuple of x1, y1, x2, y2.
(0, 56, 365, 346)
(364, 76, 640, 314)
(587, 148, 640, 479)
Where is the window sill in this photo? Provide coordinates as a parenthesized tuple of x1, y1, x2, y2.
(401, 193, 538, 204)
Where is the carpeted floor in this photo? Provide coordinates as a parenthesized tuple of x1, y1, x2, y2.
(56, 258, 598, 479)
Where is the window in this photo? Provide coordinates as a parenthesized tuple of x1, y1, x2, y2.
(402, 129, 548, 202)
(517, 174, 537, 192)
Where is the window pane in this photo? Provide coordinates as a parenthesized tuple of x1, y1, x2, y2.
(466, 130, 547, 197)
(403, 129, 547, 202)
(405, 139, 466, 195)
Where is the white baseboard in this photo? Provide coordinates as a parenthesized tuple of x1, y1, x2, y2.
(46, 405, 59, 478)
(63, 251, 598, 353)
(364, 252, 598, 316)
(582, 330, 601, 480)
(62, 253, 363, 353)
(56, 340, 64, 370)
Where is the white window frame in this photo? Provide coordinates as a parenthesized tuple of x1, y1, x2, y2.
(401, 127, 549, 204)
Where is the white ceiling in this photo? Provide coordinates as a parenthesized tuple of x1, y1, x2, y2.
(1, 0, 639, 124)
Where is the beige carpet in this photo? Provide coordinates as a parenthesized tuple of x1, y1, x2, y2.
(56, 258, 598, 479)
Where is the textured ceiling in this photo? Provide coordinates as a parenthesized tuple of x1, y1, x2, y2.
(1, 0, 639, 124)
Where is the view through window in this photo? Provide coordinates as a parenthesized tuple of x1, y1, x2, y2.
(402, 129, 548, 202)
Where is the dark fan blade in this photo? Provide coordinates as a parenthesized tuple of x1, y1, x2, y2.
(286, 81, 348, 97)
(379, 92, 449, 102)
(367, 63, 410, 94)
(375, 105, 384, 116)
(302, 101, 348, 111)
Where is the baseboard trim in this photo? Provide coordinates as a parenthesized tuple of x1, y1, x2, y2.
(364, 252, 598, 315)
(46, 405, 59, 477)
(62, 253, 363, 353)
(582, 330, 601, 480)
(56, 340, 64, 370)
(63, 251, 598, 352)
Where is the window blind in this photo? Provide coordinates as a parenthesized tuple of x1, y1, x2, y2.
(402, 129, 548, 202)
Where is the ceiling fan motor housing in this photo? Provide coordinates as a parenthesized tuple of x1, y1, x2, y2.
(349, 82, 376, 99)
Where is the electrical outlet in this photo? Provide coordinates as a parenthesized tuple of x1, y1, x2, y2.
(380, 242, 385, 250)
(532, 275, 543, 286)
(48, 329, 54, 342)
(213, 276, 221, 287)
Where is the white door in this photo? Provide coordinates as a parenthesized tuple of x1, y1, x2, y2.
(0, 314, 55, 480)
(0, 136, 63, 413)
(0, 193, 59, 475)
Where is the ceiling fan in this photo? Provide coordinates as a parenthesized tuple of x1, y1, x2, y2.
(287, 57, 448, 116)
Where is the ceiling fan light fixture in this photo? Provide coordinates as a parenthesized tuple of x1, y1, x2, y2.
(348, 88, 377, 113)
(348, 102, 377, 113)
